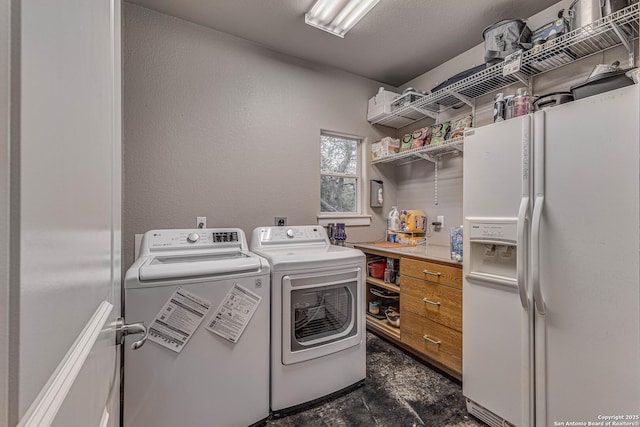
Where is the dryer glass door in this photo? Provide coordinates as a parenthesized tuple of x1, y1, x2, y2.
(292, 283, 354, 345)
(282, 268, 362, 365)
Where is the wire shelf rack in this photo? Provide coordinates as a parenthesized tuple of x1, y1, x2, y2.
(371, 3, 639, 128)
(371, 136, 464, 165)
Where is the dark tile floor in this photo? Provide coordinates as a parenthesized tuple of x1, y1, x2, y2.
(265, 332, 486, 427)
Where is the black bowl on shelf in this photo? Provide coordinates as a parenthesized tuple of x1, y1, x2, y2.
(570, 69, 634, 100)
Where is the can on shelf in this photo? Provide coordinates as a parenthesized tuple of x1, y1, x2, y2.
(369, 301, 380, 315)
(504, 95, 515, 119)
(384, 268, 396, 284)
(513, 87, 532, 117)
(493, 92, 505, 122)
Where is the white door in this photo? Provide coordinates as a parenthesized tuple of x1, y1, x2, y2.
(4, 1, 125, 426)
(534, 86, 640, 426)
(462, 116, 533, 427)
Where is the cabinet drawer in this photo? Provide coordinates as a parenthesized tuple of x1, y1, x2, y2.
(400, 276, 462, 332)
(400, 257, 462, 289)
(401, 311, 462, 374)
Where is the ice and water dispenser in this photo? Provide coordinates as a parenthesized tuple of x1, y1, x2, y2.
(464, 219, 518, 288)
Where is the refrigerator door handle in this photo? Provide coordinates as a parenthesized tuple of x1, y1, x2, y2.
(517, 196, 530, 309)
(531, 195, 546, 315)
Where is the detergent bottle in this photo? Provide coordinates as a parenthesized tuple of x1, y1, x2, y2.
(387, 206, 400, 231)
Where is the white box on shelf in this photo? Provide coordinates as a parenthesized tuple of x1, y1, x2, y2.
(367, 89, 400, 122)
(371, 137, 400, 160)
(380, 137, 400, 151)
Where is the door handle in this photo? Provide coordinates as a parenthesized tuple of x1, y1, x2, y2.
(531, 195, 546, 315)
(517, 196, 530, 309)
(422, 269, 441, 277)
(422, 335, 441, 345)
(115, 318, 148, 350)
(422, 298, 441, 306)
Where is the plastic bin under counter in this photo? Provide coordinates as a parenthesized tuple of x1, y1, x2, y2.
(353, 242, 460, 266)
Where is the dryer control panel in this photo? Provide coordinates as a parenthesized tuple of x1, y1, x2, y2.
(253, 226, 328, 247)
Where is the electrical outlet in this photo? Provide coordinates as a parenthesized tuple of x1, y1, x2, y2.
(275, 217, 287, 227)
(437, 215, 444, 228)
(197, 216, 207, 229)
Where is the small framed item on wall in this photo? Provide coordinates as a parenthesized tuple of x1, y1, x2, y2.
(370, 180, 383, 208)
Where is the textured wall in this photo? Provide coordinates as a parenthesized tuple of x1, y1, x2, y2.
(122, 4, 397, 267)
(122, 1, 633, 254)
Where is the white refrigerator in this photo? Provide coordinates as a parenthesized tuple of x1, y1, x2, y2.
(462, 84, 640, 427)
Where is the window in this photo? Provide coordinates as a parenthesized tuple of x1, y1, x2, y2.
(320, 133, 360, 214)
(318, 131, 371, 226)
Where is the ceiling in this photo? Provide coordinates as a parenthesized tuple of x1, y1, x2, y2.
(126, 0, 560, 87)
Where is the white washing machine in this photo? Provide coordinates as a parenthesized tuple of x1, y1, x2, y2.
(250, 225, 366, 414)
(124, 228, 270, 427)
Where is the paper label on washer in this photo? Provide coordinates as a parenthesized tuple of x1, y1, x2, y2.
(206, 283, 261, 343)
(147, 287, 211, 353)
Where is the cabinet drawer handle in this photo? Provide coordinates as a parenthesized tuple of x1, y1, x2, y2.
(422, 298, 441, 306)
(422, 269, 441, 277)
(423, 335, 441, 345)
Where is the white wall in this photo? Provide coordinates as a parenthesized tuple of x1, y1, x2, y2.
(122, 4, 397, 266)
(391, 0, 634, 246)
(0, 0, 10, 424)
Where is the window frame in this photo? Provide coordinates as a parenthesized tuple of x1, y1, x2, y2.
(317, 130, 371, 226)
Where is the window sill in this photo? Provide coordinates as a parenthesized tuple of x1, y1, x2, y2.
(317, 214, 372, 227)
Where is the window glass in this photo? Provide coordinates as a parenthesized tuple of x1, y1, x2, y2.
(320, 133, 360, 214)
(320, 134, 357, 174)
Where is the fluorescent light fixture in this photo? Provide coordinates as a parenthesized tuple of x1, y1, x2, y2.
(305, 0, 381, 38)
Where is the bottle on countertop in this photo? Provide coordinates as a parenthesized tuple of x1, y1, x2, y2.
(334, 223, 346, 246)
(450, 225, 463, 262)
(387, 206, 400, 231)
(327, 223, 336, 245)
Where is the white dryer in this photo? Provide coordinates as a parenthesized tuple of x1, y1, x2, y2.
(124, 228, 270, 427)
(250, 225, 366, 414)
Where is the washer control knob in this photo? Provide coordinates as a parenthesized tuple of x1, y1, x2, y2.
(187, 232, 200, 243)
(286, 229, 294, 238)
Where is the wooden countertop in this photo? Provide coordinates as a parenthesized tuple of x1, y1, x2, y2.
(353, 242, 461, 266)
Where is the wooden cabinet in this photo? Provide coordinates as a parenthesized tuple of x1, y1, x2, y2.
(401, 258, 462, 289)
(399, 262, 463, 377)
(401, 312, 462, 374)
(401, 276, 462, 331)
(356, 244, 463, 380)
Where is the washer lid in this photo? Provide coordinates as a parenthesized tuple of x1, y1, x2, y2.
(138, 251, 262, 281)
